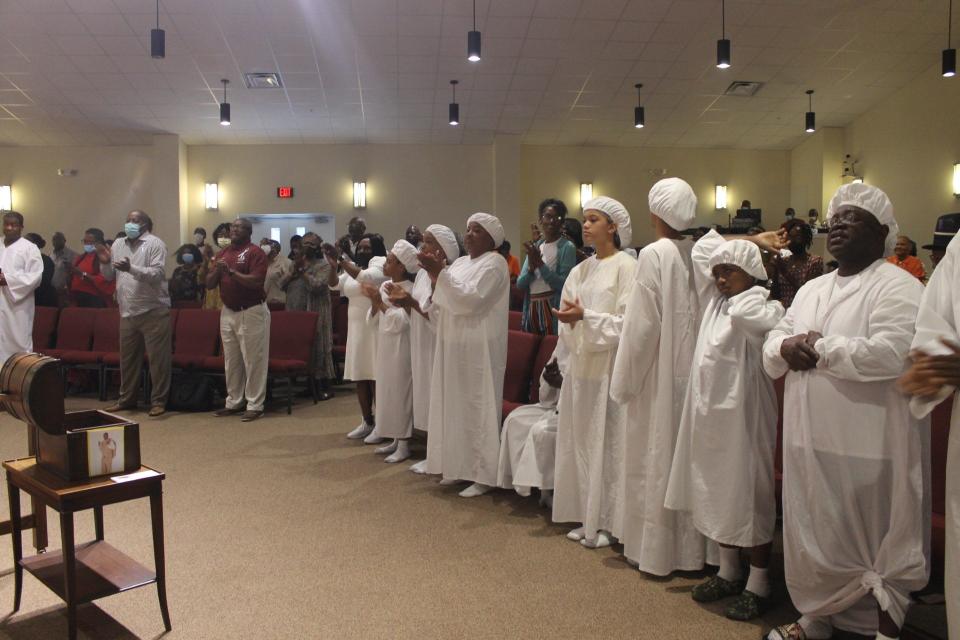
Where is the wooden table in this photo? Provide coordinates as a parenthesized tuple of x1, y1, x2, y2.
(4, 457, 171, 640)
(0, 429, 48, 552)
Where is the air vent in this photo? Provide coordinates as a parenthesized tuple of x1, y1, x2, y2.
(244, 72, 283, 89)
(724, 81, 763, 97)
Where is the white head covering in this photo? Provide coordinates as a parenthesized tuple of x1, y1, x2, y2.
(467, 212, 505, 249)
(583, 196, 632, 247)
(826, 183, 899, 257)
(708, 239, 767, 281)
(390, 239, 421, 274)
(425, 224, 459, 262)
(648, 177, 698, 232)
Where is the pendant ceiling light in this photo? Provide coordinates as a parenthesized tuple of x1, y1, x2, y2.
(717, 0, 731, 69)
(219, 79, 231, 126)
(448, 80, 460, 126)
(805, 89, 816, 133)
(151, 0, 165, 59)
(634, 83, 645, 129)
(467, 0, 481, 62)
(945, 0, 956, 77)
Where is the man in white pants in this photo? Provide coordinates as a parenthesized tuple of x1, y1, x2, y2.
(206, 218, 270, 422)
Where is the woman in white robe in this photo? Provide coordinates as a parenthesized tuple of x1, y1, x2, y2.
(763, 184, 929, 640)
(0, 212, 43, 364)
(552, 196, 636, 549)
(422, 213, 509, 498)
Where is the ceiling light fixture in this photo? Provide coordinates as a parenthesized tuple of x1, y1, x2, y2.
(717, 0, 731, 69)
(805, 89, 815, 133)
(449, 80, 460, 126)
(945, 0, 957, 77)
(151, 0, 165, 59)
(634, 83, 645, 128)
(467, 0, 481, 62)
(219, 79, 231, 126)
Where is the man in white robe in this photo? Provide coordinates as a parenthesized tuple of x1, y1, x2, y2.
(763, 183, 929, 640)
(422, 213, 510, 498)
(497, 338, 568, 503)
(899, 225, 960, 640)
(0, 211, 43, 364)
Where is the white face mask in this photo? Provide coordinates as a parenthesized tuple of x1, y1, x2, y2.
(194, 233, 204, 244)
(217, 237, 231, 249)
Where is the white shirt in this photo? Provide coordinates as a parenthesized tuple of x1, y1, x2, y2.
(102, 232, 170, 318)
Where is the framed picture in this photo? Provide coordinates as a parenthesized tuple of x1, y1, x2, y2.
(87, 426, 125, 477)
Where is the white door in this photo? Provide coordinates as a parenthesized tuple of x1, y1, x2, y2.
(243, 214, 337, 257)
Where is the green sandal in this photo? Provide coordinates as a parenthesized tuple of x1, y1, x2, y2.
(724, 589, 769, 621)
(690, 575, 745, 603)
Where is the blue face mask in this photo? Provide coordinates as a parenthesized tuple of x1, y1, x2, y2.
(182, 253, 195, 264)
(83, 244, 96, 253)
(124, 222, 142, 239)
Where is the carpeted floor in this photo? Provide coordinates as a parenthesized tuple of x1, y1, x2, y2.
(0, 389, 943, 639)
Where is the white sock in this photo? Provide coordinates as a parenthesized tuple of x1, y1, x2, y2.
(438, 478, 460, 486)
(745, 565, 770, 597)
(363, 429, 385, 444)
(385, 440, 411, 463)
(409, 459, 428, 474)
(717, 546, 742, 582)
(374, 439, 398, 455)
(346, 420, 373, 439)
(458, 482, 492, 498)
(580, 530, 614, 549)
(797, 615, 832, 639)
(875, 633, 898, 640)
(566, 526, 585, 541)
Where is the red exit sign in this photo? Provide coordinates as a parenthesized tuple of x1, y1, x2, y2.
(277, 186, 294, 198)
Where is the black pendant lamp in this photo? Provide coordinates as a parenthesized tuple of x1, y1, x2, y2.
(449, 80, 460, 126)
(150, 0, 165, 59)
(467, 0, 481, 62)
(219, 79, 231, 126)
(805, 89, 815, 133)
(945, 0, 956, 77)
(717, 0, 731, 69)
(634, 83, 645, 129)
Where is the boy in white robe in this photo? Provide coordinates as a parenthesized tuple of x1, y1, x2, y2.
(763, 183, 929, 640)
(497, 338, 568, 504)
(665, 239, 783, 620)
(0, 212, 43, 364)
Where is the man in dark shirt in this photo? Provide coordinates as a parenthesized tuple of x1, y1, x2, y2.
(206, 217, 269, 422)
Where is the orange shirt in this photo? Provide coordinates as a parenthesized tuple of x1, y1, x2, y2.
(506, 254, 520, 279)
(887, 255, 926, 281)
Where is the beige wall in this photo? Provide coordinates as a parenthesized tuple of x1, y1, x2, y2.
(789, 127, 844, 224)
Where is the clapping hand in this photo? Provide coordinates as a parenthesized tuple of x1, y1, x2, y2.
(418, 248, 446, 279)
(899, 339, 960, 398)
(543, 358, 563, 388)
(530, 223, 542, 243)
(523, 240, 542, 270)
(385, 282, 413, 308)
(113, 257, 132, 273)
(552, 297, 584, 327)
(95, 243, 112, 265)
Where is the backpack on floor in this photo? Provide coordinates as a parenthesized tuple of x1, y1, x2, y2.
(168, 373, 216, 412)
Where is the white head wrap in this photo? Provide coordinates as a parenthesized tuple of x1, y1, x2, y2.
(708, 239, 768, 281)
(467, 212, 505, 248)
(648, 177, 698, 232)
(583, 196, 632, 247)
(425, 224, 459, 262)
(826, 183, 899, 257)
(390, 239, 421, 274)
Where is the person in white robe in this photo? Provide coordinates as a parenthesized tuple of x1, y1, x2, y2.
(497, 338, 568, 505)
(665, 239, 783, 620)
(763, 183, 929, 640)
(387, 225, 462, 475)
(0, 212, 43, 364)
(551, 196, 636, 549)
(326, 237, 388, 442)
(364, 240, 420, 463)
(421, 213, 510, 498)
(898, 228, 960, 640)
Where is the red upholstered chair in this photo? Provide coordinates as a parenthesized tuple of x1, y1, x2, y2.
(267, 302, 285, 312)
(31, 306, 59, 354)
(45, 307, 97, 359)
(172, 308, 220, 369)
(528, 334, 559, 404)
(509, 284, 524, 311)
(501, 330, 541, 420)
(171, 300, 202, 309)
(267, 310, 318, 414)
(508, 310, 522, 331)
(931, 394, 954, 581)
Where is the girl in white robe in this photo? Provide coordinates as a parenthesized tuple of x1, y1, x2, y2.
(552, 196, 636, 549)
(0, 217, 44, 364)
(665, 239, 783, 620)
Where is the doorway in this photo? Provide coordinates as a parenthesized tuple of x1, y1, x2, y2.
(242, 214, 337, 257)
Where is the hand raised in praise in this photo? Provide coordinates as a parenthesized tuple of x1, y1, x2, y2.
(95, 243, 112, 265)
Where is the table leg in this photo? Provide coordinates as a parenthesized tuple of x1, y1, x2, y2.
(93, 506, 104, 541)
(7, 477, 22, 612)
(60, 512, 77, 640)
(149, 490, 171, 631)
(26, 427, 48, 553)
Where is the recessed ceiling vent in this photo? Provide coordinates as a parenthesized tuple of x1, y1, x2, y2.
(244, 72, 283, 89)
(724, 81, 763, 97)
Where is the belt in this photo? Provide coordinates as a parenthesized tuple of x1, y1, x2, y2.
(225, 300, 265, 313)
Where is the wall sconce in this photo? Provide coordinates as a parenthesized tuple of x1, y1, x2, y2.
(0, 185, 11, 211)
(851, 177, 864, 184)
(579, 183, 593, 209)
(715, 184, 728, 210)
(204, 182, 219, 210)
(353, 181, 366, 209)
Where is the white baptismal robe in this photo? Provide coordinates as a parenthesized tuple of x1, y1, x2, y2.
(410, 269, 437, 431)
(334, 256, 387, 381)
(611, 236, 712, 576)
(426, 251, 509, 484)
(763, 260, 930, 635)
(666, 284, 783, 547)
(497, 338, 569, 495)
(371, 280, 414, 439)
(907, 233, 960, 640)
(0, 237, 43, 364)
(552, 251, 636, 541)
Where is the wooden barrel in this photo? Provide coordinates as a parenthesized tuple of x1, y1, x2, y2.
(0, 352, 65, 434)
